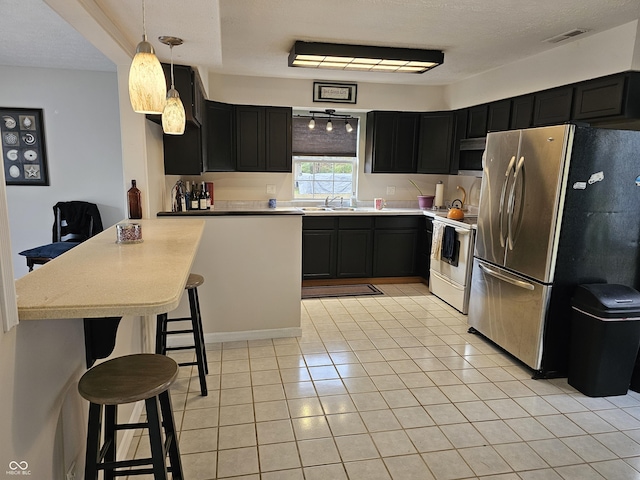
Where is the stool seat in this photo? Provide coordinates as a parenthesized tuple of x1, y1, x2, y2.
(185, 273, 204, 289)
(79, 354, 178, 405)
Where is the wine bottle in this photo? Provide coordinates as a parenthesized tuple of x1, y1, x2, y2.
(191, 182, 199, 210)
(184, 181, 191, 211)
(202, 184, 208, 210)
(127, 179, 142, 219)
(204, 183, 211, 210)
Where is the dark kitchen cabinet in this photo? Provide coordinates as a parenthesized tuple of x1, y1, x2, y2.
(302, 215, 426, 280)
(236, 105, 292, 172)
(487, 100, 512, 132)
(572, 72, 640, 122)
(163, 124, 202, 175)
(533, 87, 573, 126)
(466, 105, 488, 138)
(365, 111, 419, 173)
(203, 100, 235, 172)
(147, 64, 204, 127)
(417, 112, 454, 174)
(510, 95, 534, 129)
(373, 216, 421, 277)
(302, 216, 337, 280)
(337, 217, 373, 278)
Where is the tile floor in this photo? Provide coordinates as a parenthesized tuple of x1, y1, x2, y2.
(128, 283, 640, 479)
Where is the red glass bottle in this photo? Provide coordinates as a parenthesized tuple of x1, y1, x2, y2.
(127, 179, 142, 219)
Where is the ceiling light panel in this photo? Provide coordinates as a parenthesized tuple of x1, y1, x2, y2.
(289, 41, 444, 74)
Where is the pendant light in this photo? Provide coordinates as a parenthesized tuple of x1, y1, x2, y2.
(128, 0, 166, 114)
(159, 36, 186, 135)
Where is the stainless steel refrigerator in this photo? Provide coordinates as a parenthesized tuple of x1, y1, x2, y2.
(468, 124, 640, 377)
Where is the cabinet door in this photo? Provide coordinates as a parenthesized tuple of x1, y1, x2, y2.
(204, 101, 235, 172)
(373, 229, 419, 277)
(337, 229, 373, 278)
(487, 100, 511, 132)
(163, 124, 202, 175)
(572, 74, 626, 120)
(235, 106, 265, 171)
(417, 113, 453, 174)
(394, 113, 419, 172)
(365, 112, 396, 173)
(302, 230, 336, 279)
(467, 105, 488, 138)
(533, 87, 573, 126)
(265, 107, 292, 172)
(510, 95, 534, 129)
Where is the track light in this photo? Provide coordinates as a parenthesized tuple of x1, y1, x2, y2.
(345, 120, 353, 133)
(308, 116, 315, 129)
(326, 119, 333, 132)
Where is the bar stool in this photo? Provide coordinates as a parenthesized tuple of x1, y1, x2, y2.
(78, 353, 183, 480)
(156, 273, 208, 396)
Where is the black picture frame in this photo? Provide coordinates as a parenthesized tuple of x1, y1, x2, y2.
(1, 107, 49, 186)
(313, 82, 357, 104)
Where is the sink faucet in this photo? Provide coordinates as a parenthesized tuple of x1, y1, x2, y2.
(324, 195, 343, 207)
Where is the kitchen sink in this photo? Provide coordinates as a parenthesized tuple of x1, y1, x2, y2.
(298, 206, 334, 211)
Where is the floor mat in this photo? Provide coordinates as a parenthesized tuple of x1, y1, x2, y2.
(301, 284, 384, 299)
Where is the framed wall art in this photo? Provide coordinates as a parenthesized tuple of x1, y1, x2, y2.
(1, 108, 49, 186)
(313, 82, 357, 104)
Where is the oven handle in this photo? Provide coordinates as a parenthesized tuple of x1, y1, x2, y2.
(454, 228, 470, 235)
(478, 262, 535, 290)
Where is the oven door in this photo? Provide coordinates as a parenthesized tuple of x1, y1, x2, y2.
(430, 222, 473, 287)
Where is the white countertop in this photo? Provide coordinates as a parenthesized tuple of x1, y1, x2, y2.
(15, 219, 205, 320)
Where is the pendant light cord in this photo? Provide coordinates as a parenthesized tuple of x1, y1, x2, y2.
(170, 44, 175, 89)
(142, 0, 147, 40)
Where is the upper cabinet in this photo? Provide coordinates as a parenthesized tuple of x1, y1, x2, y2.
(573, 72, 640, 123)
(510, 95, 534, 129)
(204, 101, 235, 172)
(365, 111, 419, 173)
(487, 100, 511, 132)
(417, 112, 454, 174)
(466, 105, 488, 138)
(147, 64, 205, 127)
(532, 86, 573, 126)
(235, 106, 292, 172)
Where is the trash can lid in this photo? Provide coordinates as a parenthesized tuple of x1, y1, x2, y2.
(572, 284, 640, 319)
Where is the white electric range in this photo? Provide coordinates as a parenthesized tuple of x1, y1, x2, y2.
(429, 214, 477, 314)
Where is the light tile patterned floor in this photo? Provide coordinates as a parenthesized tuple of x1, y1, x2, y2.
(128, 283, 640, 479)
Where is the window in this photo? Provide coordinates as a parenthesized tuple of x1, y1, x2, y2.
(292, 114, 359, 200)
(294, 156, 355, 199)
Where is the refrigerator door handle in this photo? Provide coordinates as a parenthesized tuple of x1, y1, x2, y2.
(478, 262, 535, 290)
(507, 156, 525, 251)
(499, 156, 516, 248)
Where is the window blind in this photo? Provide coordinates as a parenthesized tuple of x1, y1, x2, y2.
(292, 117, 358, 156)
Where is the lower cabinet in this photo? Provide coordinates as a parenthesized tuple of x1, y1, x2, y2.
(302, 215, 428, 280)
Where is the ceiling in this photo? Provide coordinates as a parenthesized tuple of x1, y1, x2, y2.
(1, 0, 640, 87)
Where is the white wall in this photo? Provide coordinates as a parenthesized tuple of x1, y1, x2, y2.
(0, 66, 126, 279)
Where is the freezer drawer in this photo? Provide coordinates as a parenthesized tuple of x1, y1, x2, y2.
(468, 258, 551, 371)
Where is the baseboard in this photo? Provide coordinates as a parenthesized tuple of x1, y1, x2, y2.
(166, 327, 302, 347)
(302, 276, 427, 287)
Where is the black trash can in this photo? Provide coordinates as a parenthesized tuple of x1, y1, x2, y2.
(568, 284, 640, 397)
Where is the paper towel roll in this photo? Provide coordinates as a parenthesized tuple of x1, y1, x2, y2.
(435, 182, 444, 208)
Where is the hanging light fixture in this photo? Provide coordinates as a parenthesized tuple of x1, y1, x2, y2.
(128, 0, 166, 114)
(326, 119, 333, 132)
(308, 115, 315, 129)
(159, 36, 186, 135)
(345, 120, 353, 133)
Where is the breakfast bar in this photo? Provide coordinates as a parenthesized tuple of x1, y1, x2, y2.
(15, 218, 205, 366)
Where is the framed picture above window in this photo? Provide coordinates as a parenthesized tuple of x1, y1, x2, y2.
(313, 82, 357, 104)
(1, 107, 49, 186)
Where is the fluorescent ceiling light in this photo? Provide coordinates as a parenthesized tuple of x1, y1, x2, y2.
(288, 41, 443, 74)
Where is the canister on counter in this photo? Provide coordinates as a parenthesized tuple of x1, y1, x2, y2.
(116, 222, 143, 244)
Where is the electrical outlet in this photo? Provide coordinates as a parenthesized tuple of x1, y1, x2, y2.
(386, 186, 396, 195)
(266, 184, 276, 195)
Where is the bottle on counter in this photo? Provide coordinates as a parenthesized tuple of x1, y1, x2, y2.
(191, 182, 199, 210)
(199, 182, 207, 210)
(184, 181, 191, 211)
(205, 183, 211, 210)
(127, 179, 142, 219)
